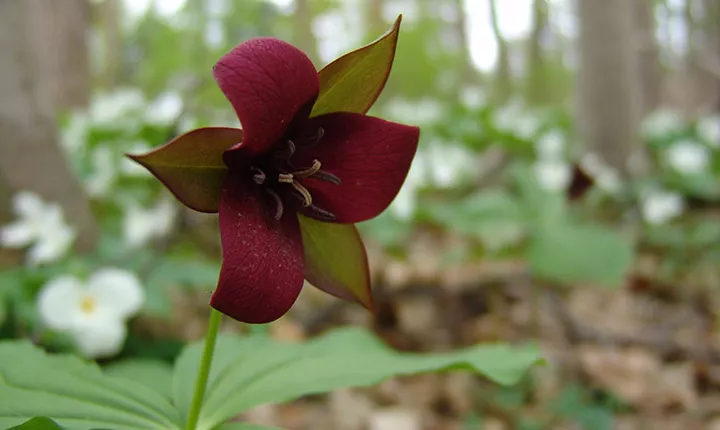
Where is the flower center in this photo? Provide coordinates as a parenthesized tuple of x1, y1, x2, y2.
(248, 127, 340, 221)
(80, 295, 96, 315)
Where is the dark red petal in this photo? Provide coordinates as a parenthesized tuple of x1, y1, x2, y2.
(211, 173, 305, 323)
(293, 112, 419, 223)
(213, 38, 319, 164)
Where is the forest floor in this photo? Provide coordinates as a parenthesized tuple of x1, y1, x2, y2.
(141, 228, 720, 430)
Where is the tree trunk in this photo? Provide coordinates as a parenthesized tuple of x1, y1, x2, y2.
(576, 0, 644, 176)
(28, 0, 91, 110)
(525, 0, 548, 105)
(489, 0, 512, 104)
(0, 0, 98, 250)
(292, 0, 320, 65)
(451, 0, 479, 87)
(633, 0, 663, 115)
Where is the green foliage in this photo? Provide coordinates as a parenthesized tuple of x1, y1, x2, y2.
(0, 327, 540, 430)
(9, 418, 63, 430)
(527, 222, 634, 288)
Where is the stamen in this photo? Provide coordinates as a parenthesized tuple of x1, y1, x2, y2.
(306, 204, 336, 221)
(265, 188, 284, 220)
(273, 140, 296, 160)
(295, 126, 325, 147)
(313, 170, 342, 185)
(278, 173, 294, 183)
(251, 167, 266, 184)
(292, 159, 322, 178)
(291, 181, 313, 207)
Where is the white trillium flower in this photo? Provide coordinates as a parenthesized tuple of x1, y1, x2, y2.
(533, 159, 571, 192)
(123, 198, 178, 248)
(666, 140, 710, 174)
(146, 91, 183, 125)
(535, 130, 565, 160)
(90, 89, 145, 126)
(85, 146, 117, 197)
(384, 98, 445, 125)
(640, 189, 684, 225)
(697, 115, 720, 147)
(37, 268, 144, 359)
(580, 153, 622, 194)
(0, 192, 76, 265)
(642, 109, 684, 139)
(428, 144, 475, 188)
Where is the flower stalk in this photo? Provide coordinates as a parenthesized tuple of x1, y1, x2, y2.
(185, 309, 223, 430)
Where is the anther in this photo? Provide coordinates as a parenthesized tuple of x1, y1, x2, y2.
(292, 159, 322, 178)
(250, 167, 266, 185)
(291, 182, 313, 207)
(306, 204, 336, 221)
(277, 173, 294, 183)
(265, 189, 284, 220)
(313, 170, 342, 185)
(273, 140, 296, 160)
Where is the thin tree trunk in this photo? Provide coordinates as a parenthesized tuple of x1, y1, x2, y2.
(525, 0, 548, 105)
(576, 0, 644, 176)
(452, 0, 479, 87)
(100, 0, 121, 90)
(489, 0, 511, 104)
(293, 0, 320, 65)
(634, 0, 663, 115)
(0, 0, 98, 250)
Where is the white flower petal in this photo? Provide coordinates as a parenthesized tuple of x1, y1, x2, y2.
(697, 115, 720, 147)
(0, 220, 36, 248)
(13, 191, 45, 219)
(37, 276, 85, 330)
(666, 140, 710, 174)
(70, 316, 127, 359)
(87, 268, 144, 320)
(536, 131, 565, 160)
(533, 160, 571, 192)
(641, 190, 684, 225)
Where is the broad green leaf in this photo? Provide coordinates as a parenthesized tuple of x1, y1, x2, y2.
(9, 417, 63, 429)
(103, 360, 174, 400)
(297, 214, 372, 309)
(127, 127, 243, 213)
(311, 15, 402, 117)
(0, 342, 181, 429)
(172, 327, 542, 429)
(216, 424, 282, 430)
(527, 223, 634, 288)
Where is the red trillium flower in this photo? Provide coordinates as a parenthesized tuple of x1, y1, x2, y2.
(129, 17, 419, 324)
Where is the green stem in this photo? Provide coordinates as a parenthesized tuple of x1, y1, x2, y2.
(185, 309, 223, 430)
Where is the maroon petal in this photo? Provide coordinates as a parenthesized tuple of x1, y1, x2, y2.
(293, 112, 420, 223)
(213, 38, 319, 165)
(211, 173, 305, 323)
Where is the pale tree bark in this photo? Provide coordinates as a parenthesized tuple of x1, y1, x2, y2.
(292, 0, 320, 66)
(576, 0, 644, 176)
(489, 0, 511, 103)
(28, 0, 92, 110)
(525, 0, 548, 105)
(633, 0, 662, 116)
(451, 0, 479, 87)
(0, 0, 98, 250)
(100, 0, 122, 91)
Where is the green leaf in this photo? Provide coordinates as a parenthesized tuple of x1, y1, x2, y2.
(103, 359, 174, 400)
(297, 214, 372, 309)
(311, 15, 402, 117)
(127, 127, 243, 213)
(527, 223, 634, 288)
(0, 341, 182, 429)
(9, 417, 63, 430)
(172, 327, 542, 429)
(216, 424, 282, 430)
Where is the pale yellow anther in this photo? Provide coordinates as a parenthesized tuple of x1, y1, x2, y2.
(278, 173, 294, 183)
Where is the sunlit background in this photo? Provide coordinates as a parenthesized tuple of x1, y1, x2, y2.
(2, 0, 720, 428)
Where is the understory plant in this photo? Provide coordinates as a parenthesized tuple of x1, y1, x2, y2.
(0, 16, 541, 430)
